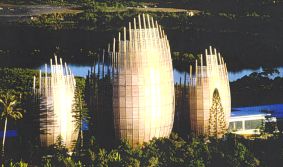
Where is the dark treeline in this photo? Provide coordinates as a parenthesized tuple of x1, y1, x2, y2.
(1, 0, 283, 70)
(231, 68, 283, 107)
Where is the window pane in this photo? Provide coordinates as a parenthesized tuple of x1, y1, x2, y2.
(235, 121, 242, 130)
(245, 120, 262, 130)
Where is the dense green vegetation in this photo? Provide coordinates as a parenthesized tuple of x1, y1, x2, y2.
(4, 130, 283, 166)
(0, 132, 265, 166)
(0, 68, 36, 94)
(172, 52, 201, 72)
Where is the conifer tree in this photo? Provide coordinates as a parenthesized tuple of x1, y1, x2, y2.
(208, 89, 226, 138)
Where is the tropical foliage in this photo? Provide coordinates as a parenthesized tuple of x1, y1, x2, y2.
(0, 91, 23, 159)
(2, 133, 262, 166)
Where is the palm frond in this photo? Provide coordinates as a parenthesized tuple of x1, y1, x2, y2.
(0, 91, 23, 120)
(10, 111, 23, 120)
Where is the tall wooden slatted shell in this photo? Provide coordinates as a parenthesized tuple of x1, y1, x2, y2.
(33, 56, 77, 151)
(188, 46, 231, 138)
(111, 14, 175, 146)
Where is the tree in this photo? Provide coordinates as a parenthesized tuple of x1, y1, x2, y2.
(226, 142, 259, 167)
(261, 67, 279, 77)
(0, 91, 23, 158)
(73, 88, 89, 151)
(208, 89, 227, 138)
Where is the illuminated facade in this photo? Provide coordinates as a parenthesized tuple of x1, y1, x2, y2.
(110, 14, 175, 146)
(33, 56, 77, 150)
(188, 46, 231, 138)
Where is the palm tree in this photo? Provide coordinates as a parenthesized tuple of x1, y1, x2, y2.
(0, 91, 23, 157)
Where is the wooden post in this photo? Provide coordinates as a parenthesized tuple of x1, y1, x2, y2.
(33, 75, 36, 92)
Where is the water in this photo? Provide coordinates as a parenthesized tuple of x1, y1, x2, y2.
(39, 64, 283, 82)
(232, 104, 283, 119)
(0, 130, 17, 138)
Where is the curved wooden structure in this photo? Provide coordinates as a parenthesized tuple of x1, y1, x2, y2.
(33, 56, 77, 150)
(111, 14, 175, 146)
(188, 46, 231, 137)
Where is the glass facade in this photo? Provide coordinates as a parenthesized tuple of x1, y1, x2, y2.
(228, 121, 243, 131)
(245, 120, 262, 130)
(236, 121, 243, 129)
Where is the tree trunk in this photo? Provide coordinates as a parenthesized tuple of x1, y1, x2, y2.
(2, 117, 8, 157)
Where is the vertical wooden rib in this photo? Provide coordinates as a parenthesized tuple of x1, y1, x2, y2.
(134, 18, 137, 30)
(129, 22, 132, 41)
(213, 48, 217, 65)
(195, 60, 198, 84)
(50, 58, 53, 75)
(45, 64, 48, 89)
(147, 14, 151, 29)
(189, 65, 192, 85)
(218, 53, 221, 65)
(209, 46, 213, 55)
(118, 32, 121, 68)
(200, 54, 203, 78)
(113, 37, 116, 67)
(151, 17, 155, 29)
(55, 55, 58, 66)
(142, 14, 146, 29)
(113, 38, 116, 54)
(39, 70, 41, 93)
(138, 15, 141, 29)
